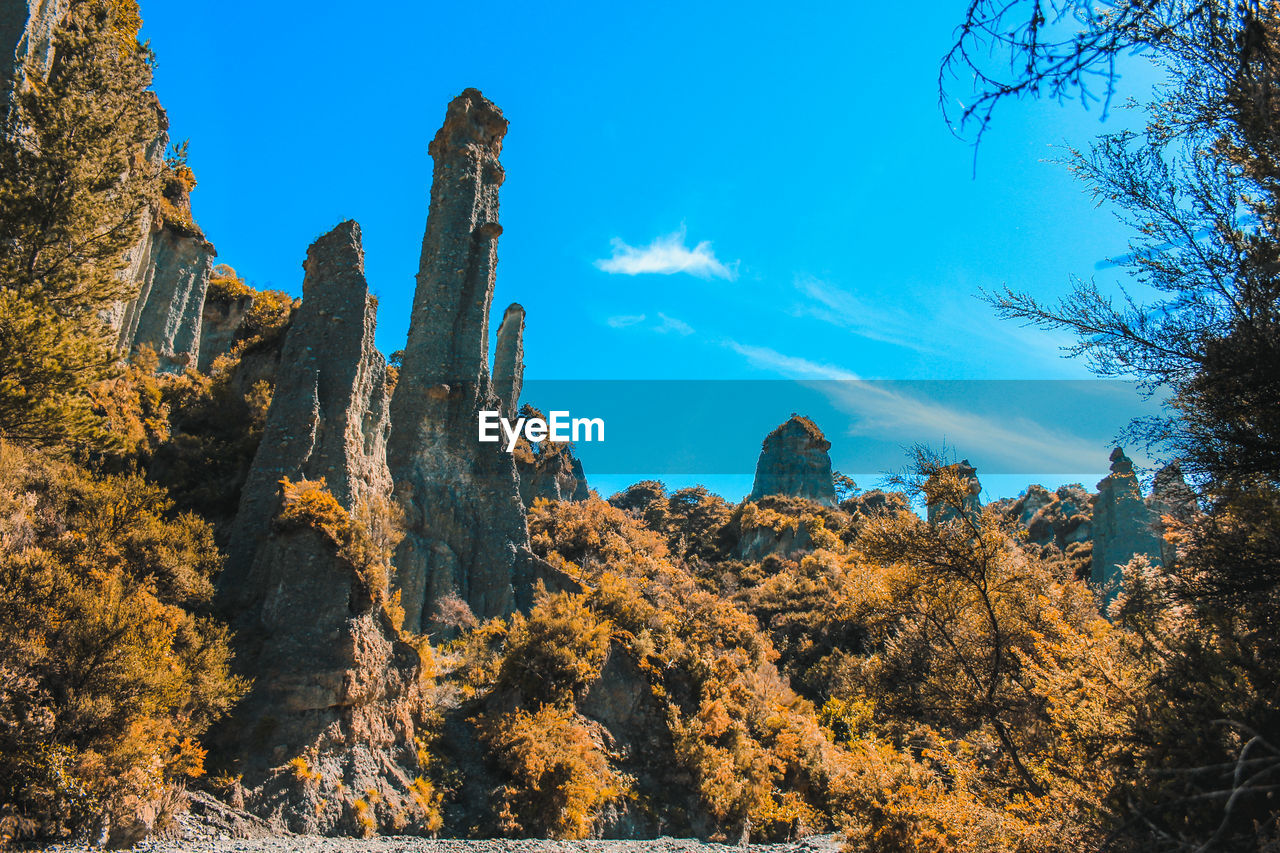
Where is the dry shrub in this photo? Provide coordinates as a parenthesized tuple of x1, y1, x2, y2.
(0, 441, 245, 841)
(483, 704, 625, 839)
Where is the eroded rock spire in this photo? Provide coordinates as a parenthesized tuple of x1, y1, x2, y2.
(493, 302, 525, 421)
(221, 219, 391, 599)
(1091, 447, 1163, 606)
(386, 89, 532, 632)
(210, 221, 418, 830)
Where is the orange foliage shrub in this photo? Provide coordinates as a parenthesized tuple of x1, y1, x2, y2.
(482, 704, 625, 839)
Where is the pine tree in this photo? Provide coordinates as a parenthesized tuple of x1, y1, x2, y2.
(0, 0, 160, 447)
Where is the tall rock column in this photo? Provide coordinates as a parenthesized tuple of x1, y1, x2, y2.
(386, 88, 531, 633)
(1091, 448, 1163, 606)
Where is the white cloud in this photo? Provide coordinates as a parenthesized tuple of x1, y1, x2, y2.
(724, 340, 859, 380)
(656, 313, 694, 335)
(606, 313, 647, 328)
(595, 226, 737, 280)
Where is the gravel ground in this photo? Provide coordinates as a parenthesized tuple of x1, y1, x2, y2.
(29, 791, 844, 853)
(39, 837, 843, 853)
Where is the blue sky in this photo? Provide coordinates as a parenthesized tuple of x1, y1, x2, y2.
(139, 1, 1165, 501)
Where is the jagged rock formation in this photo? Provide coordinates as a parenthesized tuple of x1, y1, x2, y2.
(386, 89, 533, 633)
(212, 221, 421, 834)
(518, 447, 590, 506)
(991, 483, 1094, 580)
(492, 302, 524, 420)
(221, 220, 390, 583)
(926, 459, 983, 524)
(1002, 483, 1093, 549)
(1091, 448, 1164, 604)
(511, 403, 590, 507)
(748, 415, 837, 507)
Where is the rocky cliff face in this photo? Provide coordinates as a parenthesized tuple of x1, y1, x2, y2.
(5, 1, 221, 374)
(212, 221, 422, 834)
(1, 0, 68, 117)
(386, 89, 532, 633)
(1091, 448, 1164, 604)
(748, 415, 837, 507)
(115, 132, 218, 372)
(116, 225, 215, 371)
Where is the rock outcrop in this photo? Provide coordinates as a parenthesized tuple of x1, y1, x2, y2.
(1149, 461, 1196, 568)
(926, 459, 983, 524)
(1003, 483, 1093, 549)
(1091, 448, 1164, 604)
(386, 89, 532, 633)
(212, 221, 421, 834)
(518, 448, 590, 506)
(748, 415, 837, 507)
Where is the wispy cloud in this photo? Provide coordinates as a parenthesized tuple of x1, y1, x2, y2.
(724, 340, 858, 380)
(724, 337, 1104, 471)
(595, 226, 737, 280)
(656, 313, 694, 335)
(606, 313, 647, 328)
(792, 274, 1081, 373)
(792, 275, 942, 352)
(821, 381, 1106, 473)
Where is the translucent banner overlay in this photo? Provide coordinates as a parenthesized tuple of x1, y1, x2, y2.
(513, 379, 1166, 479)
